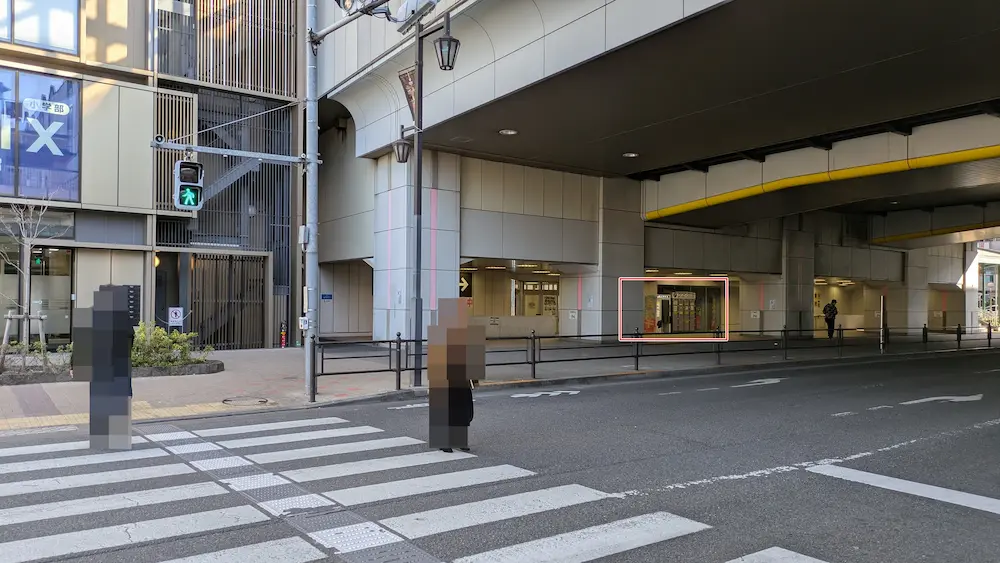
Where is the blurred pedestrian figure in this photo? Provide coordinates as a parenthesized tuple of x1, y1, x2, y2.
(823, 299, 838, 339)
(427, 298, 484, 453)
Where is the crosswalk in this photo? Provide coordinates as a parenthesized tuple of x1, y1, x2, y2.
(0, 410, 992, 562)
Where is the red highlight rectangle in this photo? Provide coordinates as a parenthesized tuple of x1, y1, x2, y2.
(619, 277, 730, 342)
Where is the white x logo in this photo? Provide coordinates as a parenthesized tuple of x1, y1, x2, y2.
(25, 118, 64, 156)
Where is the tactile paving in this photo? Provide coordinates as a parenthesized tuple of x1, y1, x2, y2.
(310, 522, 404, 553)
(336, 542, 443, 563)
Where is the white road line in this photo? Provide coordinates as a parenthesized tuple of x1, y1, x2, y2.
(192, 417, 349, 438)
(0, 506, 269, 563)
(325, 465, 535, 506)
(283, 450, 476, 483)
(724, 547, 831, 562)
(0, 464, 195, 498)
(807, 465, 1000, 516)
(0, 482, 229, 526)
(217, 426, 382, 449)
(0, 448, 168, 474)
(246, 437, 423, 464)
(453, 511, 711, 563)
(157, 537, 327, 563)
(380, 484, 611, 539)
(0, 436, 147, 458)
(220, 473, 292, 491)
(658, 392, 682, 396)
(867, 406, 893, 411)
(697, 388, 720, 392)
(258, 494, 336, 517)
(831, 412, 855, 417)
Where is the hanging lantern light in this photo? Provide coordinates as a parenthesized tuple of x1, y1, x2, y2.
(433, 14, 461, 71)
(393, 137, 412, 164)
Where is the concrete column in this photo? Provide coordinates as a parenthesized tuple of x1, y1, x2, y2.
(781, 220, 815, 337)
(962, 244, 980, 330)
(579, 178, 645, 340)
(372, 152, 461, 342)
(903, 248, 929, 334)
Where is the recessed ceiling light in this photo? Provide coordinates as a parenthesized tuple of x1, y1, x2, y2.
(547, 273, 560, 276)
(710, 273, 727, 276)
(517, 264, 539, 268)
(485, 266, 506, 270)
(533, 270, 550, 274)
(673, 272, 693, 275)
(890, 201, 899, 205)
(645, 269, 659, 273)
(623, 152, 639, 158)
(499, 129, 518, 136)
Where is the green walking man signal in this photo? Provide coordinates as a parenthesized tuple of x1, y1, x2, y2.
(173, 160, 205, 212)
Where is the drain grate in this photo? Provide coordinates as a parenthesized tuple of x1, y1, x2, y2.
(222, 397, 270, 407)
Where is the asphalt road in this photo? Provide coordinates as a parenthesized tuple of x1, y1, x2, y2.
(0, 352, 998, 562)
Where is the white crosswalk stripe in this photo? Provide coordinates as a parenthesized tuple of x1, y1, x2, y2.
(0, 411, 736, 563)
(724, 547, 832, 562)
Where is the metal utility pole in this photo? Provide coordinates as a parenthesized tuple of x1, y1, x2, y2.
(305, 0, 320, 399)
(411, 20, 425, 388)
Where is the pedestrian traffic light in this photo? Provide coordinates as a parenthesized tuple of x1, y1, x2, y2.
(173, 160, 204, 212)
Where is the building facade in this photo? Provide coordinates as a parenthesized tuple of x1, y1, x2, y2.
(0, 0, 301, 349)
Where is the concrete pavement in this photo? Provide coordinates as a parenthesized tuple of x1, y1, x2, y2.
(0, 353, 997, 561)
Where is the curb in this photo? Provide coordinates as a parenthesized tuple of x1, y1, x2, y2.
(111, 345, 999, 427)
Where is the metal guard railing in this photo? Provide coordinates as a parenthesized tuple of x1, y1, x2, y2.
(306, 323, 996, 402)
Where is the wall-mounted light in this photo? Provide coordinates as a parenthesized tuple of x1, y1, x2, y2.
(154, 254, 160, 268)
(623, 152, 639, 158)
(499, 129, 518, 136)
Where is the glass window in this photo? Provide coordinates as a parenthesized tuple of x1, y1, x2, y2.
(15, 70, 80, 201)
(0, 0, 9, 41)
(0, 67, 14, 196)
(29, 247, 72, 343)
(12, 0, 78, 54)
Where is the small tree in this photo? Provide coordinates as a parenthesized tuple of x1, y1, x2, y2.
(0, 192, 71, 370)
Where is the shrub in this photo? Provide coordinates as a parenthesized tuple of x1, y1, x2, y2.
(131, 322, 213, 367)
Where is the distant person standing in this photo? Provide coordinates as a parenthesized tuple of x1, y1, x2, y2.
(823, 299, 838, 339)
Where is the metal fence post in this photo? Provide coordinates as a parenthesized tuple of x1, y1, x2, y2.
(715, 329, 722, 365)
(529, 330, 537, 379)
(309, 335, 318, 403)
(633, 327, 641, 371)
(837, 325, 843, 358)
(989, 322, 993, 348)
(957, 323, 962, 349)
(394, 332, 403, 391)
(782, 325, 788, 360)
(922, 324, 928, 351)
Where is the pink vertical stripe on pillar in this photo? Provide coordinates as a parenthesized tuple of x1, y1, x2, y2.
(387, 189, 392, 310)
(577, 277, 583, 310)
(430, 189, 438, 309)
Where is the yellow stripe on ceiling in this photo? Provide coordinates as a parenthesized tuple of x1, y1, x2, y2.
(643, 144, 1000, 221)
(871, 220, 1000, 244)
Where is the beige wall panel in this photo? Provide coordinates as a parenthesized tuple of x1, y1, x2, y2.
(110, 250, 145, 286)
(75, 249, 112, 309)
(81, 81, 120, 206)
(117, 87, 155, 209)
(84, 0, 145, 69)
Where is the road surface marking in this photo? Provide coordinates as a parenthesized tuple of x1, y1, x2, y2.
(258, 493, 336, 517)
(387, 403, 430, 410)
(220, 473, 291, 491)
(724, 547, 831, 562)
(379, 484, 611, 539)
(0, 482, 228, 526)
(0, 447, 170, 475)
(283, 450, 476, 483)
(899, 395, 983, 405)
(0, 436, 147, 458)
(452, 511, 711, 563)
(659, 392, 682, 396)
(166, 442, 223, 454)
(0, 464, 195, 497)
(731, 378, 784, 388)
(510, 391, 580, 398)
(0, 506, 269, 563)
(697, 388, 720, 392)
(217, 426, 382, 449)
(831, 412, 855, 417)
(144, 431, 198, 442)
(192, 416, 349, 438)
(158, 537, 327, 563)
(325, 465, 536, 506)
(867, 406, 893, 411)
(807, 465, 1000, 516)
(246, 436, 423, 464)
(190, 456, 254, 471)
(309, 521, 405, 553)
(974, 368, 1000, 373)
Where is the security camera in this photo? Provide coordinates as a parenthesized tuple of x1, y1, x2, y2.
(154, 134, 165, 144)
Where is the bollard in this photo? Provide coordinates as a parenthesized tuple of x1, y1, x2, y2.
(781, 325, 788, 360)
(633, 328, 641, 371)
(922, 324, 928, 351)
(957, 323, 962, 349)
(837, 325, 844, 358)
(715, 329, 723, 365)
(394, 332, 403, 390)
(529, 330, 537, 379)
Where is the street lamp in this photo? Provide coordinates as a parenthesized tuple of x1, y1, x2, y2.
(390, 11, 460, 388)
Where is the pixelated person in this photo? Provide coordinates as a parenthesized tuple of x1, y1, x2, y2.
(73, 286, 135, 451)
(428, 298, 485, 452)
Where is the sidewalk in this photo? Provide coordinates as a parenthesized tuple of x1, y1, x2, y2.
(0, 334, 991, 431)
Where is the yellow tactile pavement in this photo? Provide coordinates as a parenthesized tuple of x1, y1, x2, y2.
(0, 400, 276, 431)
